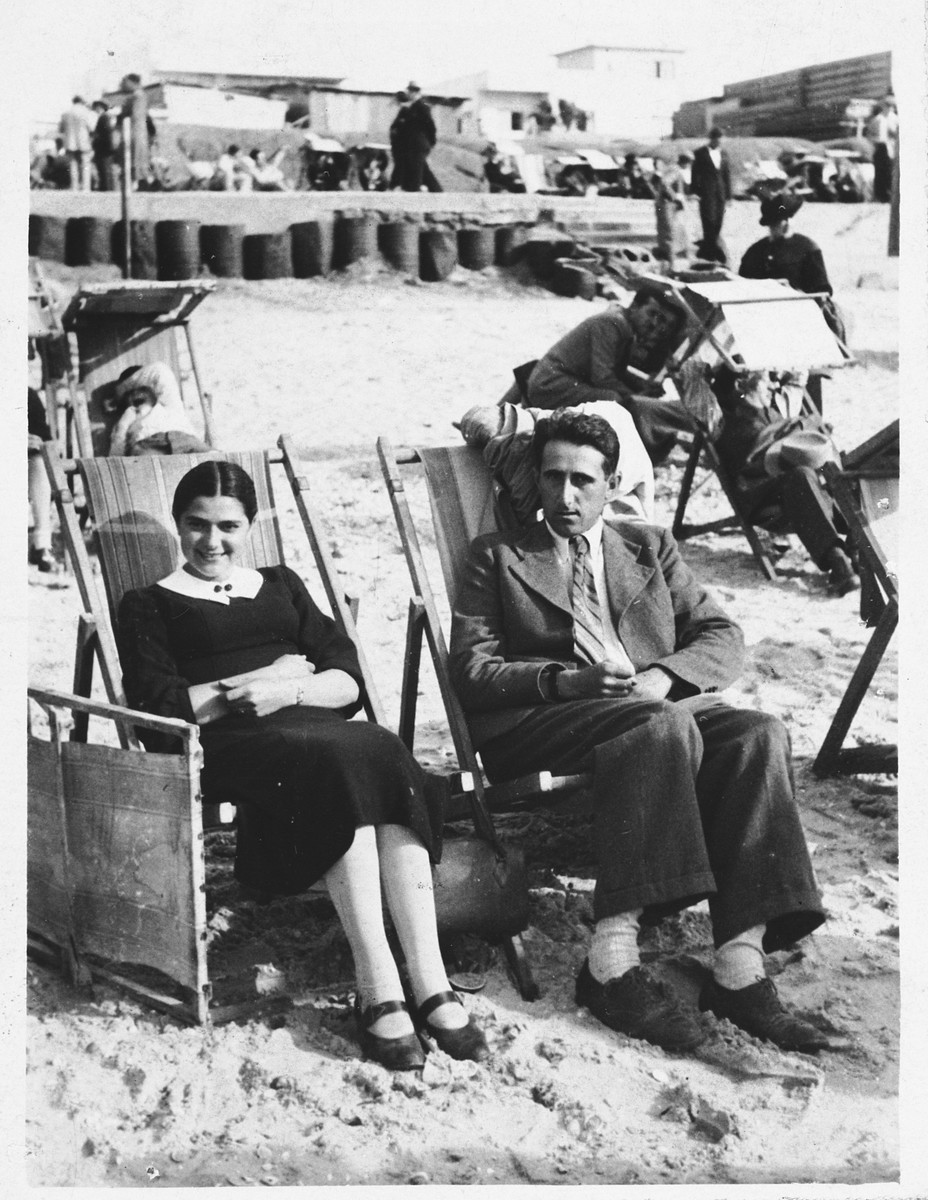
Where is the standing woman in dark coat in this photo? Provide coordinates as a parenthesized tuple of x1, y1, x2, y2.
(117, 461, 487, 1070)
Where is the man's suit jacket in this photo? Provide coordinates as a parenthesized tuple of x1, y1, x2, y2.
(450, 519, 744, 749)
(690, 145, 732, 219)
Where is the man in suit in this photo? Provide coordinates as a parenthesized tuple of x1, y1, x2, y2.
(390, 82, 442, 192)
(690, 127, 732, 264)
(520, 285, 694, 464)
(450, 409, 827, 1054)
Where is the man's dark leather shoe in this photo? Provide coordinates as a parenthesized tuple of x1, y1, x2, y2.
(575, 960, 706, 1052)
(699, 976, 830, 1053)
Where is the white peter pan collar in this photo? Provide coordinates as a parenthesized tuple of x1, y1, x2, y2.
(156, 564, 265, 605)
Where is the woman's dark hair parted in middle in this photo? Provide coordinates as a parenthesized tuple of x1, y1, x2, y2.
(531, 409, 621, 477)
(172, 460, 258, 524)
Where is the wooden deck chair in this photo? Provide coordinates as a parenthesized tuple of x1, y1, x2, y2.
(813, 421, 899, 777)
(378, 439, 600, 1000)
(36, 437, 479, 1015)
(61, 280, 218, 458)
(378, 437, 592, 809)
(664, 275, 851, 579)
(29, 257, 86, 455)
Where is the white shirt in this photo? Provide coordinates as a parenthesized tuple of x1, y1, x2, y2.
(545, 518, 633, 668)
(708, 146, 722, 171)
(156, 565, 264, 605)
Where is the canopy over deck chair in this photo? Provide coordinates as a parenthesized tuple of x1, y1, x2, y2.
(664, 274, 851, 580)
(813, 420, 898, 776)
(61, 279, 218, 458)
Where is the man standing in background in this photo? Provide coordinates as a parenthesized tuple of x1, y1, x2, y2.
(392, 81, 442, 192)
(120, 73, 151, 189)
(58, 96, 93, 190)
(867, 95, 898, 203)
(690, 127, 732, 264)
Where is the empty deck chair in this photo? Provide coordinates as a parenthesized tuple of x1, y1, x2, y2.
(813, 421, 898, 776)
(61, 279, 218, 458)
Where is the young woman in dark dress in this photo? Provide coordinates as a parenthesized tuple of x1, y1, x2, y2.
(117, 461, 487, 1070)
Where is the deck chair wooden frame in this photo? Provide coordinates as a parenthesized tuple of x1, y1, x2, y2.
(662, 275, 851, 580)
(27, 686, 300, 1026)
(29, 257, 87, 456)
(378, 438, 599, 999)
(61, 280, 218, 459)
(28, 686, 212, 1024)
(813, 421, 898, 777)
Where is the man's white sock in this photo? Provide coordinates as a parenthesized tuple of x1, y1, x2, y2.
(589, 910, 642, 984)
(713, 924, 766, 990)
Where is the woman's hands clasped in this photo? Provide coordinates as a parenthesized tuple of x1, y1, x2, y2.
(220, 654, 316, 719)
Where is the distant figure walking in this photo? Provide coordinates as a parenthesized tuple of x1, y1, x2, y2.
(690, 127, 732, 264)
(652, 153, 690, 264)
(59, 96, 94, 190)
(120, 73, 151, 188)
(867, 95, 898, 203)
(390, 81, 441, 192)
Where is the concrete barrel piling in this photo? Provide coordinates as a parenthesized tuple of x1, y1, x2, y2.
(29, 215, 67, 262)
(242, 231, 293, 280)
(112, 219, 159, 280)
(64, 216, 114, 266)
(419, 228, 458, 282)
(333, 213, 379, 269)
(377, 220, 420, 273)
(200, 224, 245, 278)
(290, 219, 334, 277)
(457, 226, 495, 271)
(156, 219, 202, 280)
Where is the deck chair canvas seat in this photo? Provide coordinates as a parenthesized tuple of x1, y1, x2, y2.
(62, 280, 218, 459)
(813, 421, 898, 776)
(662, 275, 851, 580)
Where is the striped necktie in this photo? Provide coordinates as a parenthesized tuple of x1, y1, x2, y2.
(569, 535, 607, 665)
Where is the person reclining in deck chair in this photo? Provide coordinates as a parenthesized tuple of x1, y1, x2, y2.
(449, 408, 830, 1056)
(501, 286, 694, 465)
(456, 396, 655, 525)
(106, 362, 210, 457)
(701, 363, 860, 596)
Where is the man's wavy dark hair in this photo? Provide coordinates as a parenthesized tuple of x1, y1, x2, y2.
(531, 409, 620, 476)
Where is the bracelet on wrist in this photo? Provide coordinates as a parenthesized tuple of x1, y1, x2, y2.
(295, 684, 305, 707)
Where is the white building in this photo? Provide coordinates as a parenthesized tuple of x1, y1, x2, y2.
(554, 45, 683, 139)
(431, 44, 684, 142)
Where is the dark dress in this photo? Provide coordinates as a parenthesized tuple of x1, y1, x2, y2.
(117, 565, 437, 894)
(739, 232, 832, 296)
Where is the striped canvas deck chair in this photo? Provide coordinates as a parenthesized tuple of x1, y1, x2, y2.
(813, 421, 898, 777)
(377, 438, 593, 816)
(61, 280, 218, 458)
(35, 436, 452, 1019)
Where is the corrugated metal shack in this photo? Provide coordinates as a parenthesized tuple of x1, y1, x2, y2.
(673, 51, 893, 141)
